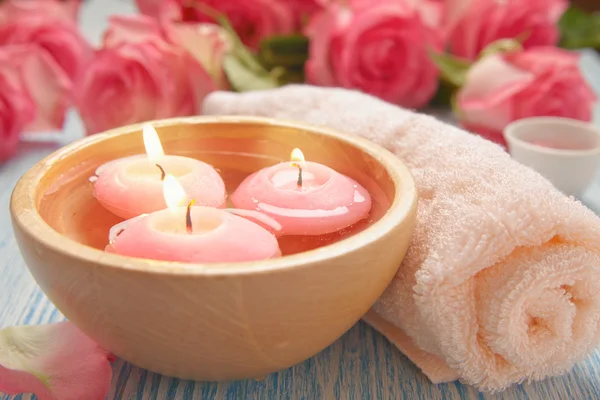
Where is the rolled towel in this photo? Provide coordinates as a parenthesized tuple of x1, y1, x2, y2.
(203, 85, 600, 392)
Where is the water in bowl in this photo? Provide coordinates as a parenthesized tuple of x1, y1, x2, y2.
(39, 151, 391, 258)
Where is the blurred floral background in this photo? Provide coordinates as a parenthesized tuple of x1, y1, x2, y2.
(0, 0, 598, 162)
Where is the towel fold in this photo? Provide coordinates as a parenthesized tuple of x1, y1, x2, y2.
(203, 85, 600, 392)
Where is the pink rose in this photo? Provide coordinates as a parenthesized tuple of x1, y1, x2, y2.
(0, 5, 91, 82)
(76, 16, 216, 134)
(306, 1, 442, 108)
(0, 0, 81, 24)
(105, 15, 231, 89)
(444, 0, 568, 60)
(417, 0, 443, 29)
(165, 0, 295, 49)
(0, 46, 71, 160)
(457, 47, 596, 144)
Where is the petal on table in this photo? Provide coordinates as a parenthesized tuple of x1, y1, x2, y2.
(0, 321, 114, 400)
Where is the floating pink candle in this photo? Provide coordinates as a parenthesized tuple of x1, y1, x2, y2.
(231, 148, 372, 236)
(93, 124, 226, 220)
(106, 175, 281, 263)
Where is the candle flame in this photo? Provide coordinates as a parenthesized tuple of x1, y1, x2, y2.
(163, 174, 188, 209)
(290, 148, 305, 163)
(143, 123, 165, 162)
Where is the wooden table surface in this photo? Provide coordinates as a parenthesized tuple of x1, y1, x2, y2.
(2, 1, 600, 399)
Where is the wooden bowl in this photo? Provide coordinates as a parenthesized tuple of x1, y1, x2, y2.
(10, 116, 417, 381)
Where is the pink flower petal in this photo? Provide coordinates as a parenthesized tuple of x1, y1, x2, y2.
(75, 36, 211, 134)
(442, 0, 473, 34)
(61, 0, 82, 23)
(457, 54, 535, 132)
(75, 44, 162, 134)
(185, 56, 218, 114)
(310, 1, 442, 109)
(0, 0, 80, 25)
(459, 54, 534, 100)
(0, 46, 71, 133)
(0, 70, 35, 162)
(164, 0, 294, 49)
(418, 0, 443, 29)
(444, 0, 568, 60)
(0, 321, 113, 400)
(164, 22, 231, 90)
(305, 5, 352, 86)
(135, 0, 164, 18)
(103, 15, 165, 48)
(457, 44, 596, 142)
(0, 14, 90, 100)
(505, 46, 579, 73)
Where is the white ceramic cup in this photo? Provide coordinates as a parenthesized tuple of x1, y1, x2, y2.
(504, 117, 600, 196)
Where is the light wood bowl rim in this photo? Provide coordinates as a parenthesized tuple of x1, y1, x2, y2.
(11, 116, 417, 277)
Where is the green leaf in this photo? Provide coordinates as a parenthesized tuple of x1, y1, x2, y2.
(429, 50, 472, 88)
(514, 30, 532, 45)
(215, 15, 264, 74)
(450, 93, 463, 121)
(222, 55, 280, 92)
(186, 1, 283, 92)
(559, 7, 600, 50)
(429, 80, 456, 107)
(272, 66, 306, 86)
(258, 35, 310, 69)
(478, 38, 523, 60)
(430, 38, 523, 92)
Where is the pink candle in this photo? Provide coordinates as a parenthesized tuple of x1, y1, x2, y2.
(231, 149, 372, 236)
(106, 175, 281, 263)
(93, 124, 226, 220)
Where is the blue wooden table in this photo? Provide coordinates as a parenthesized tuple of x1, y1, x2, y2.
(2, 1, 600, 399)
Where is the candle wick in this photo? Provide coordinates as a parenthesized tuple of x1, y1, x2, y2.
(155, 164, 166, 181)
(291, 163, 303, 187)
(109, 229, 125, 246)
(186, 199, 196, 234)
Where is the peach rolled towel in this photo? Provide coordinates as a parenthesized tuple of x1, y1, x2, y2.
(203, 85, 600, 392)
